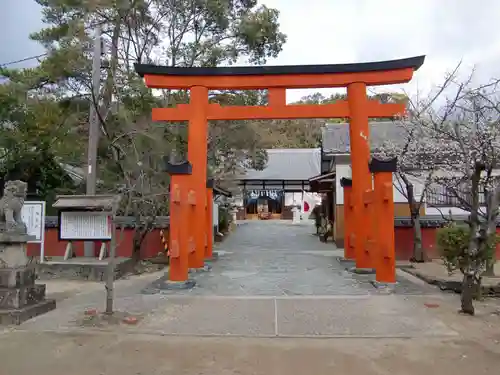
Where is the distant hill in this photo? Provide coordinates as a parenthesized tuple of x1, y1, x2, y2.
(253, 91, 408, 149)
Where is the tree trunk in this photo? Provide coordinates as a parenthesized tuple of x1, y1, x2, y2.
(132, 226, 148, 263)
(401, 175, 425, 262)
(460, 273, 475, 315)
(132, 228, 143, 263)
(462, 163, 482, 315)
(475, 276, 483, 301)
(482, 187, 499, 276)
(411, 213, 425, 262)
(131, 219, 155, 263)
(99, 17, 121, 122)
(484, 260, 495, 276)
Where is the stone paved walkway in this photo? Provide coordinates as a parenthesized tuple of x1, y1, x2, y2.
(5, 220, 499, 374)
(145, 220, 437, 296)
(14, 220, 455, 339)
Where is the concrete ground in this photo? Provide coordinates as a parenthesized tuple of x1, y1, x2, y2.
(2, 220, 500, 374)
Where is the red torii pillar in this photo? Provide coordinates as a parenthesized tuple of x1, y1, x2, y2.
(165, 161, 194, 286)
(340, 177, 355, 260)
(205, 180, 214, 261)
(347, 82, 375, 271)
(187, 86, 209, 271)
(370, 157, 398, 285)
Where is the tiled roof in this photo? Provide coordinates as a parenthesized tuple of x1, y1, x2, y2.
(322, 121, 408, 154)
(242, 148, 321, 181)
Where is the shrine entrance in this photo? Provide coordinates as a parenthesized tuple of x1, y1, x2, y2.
(135, 55, 425, 286)
(245, 189, 283, 220)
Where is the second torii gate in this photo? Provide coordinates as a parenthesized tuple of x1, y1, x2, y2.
(135, 55, 425, 285)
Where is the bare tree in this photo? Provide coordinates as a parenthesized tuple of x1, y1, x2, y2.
(378, 63, 500, 314)
(376, 66, 460, 262)
(378, 121, 437, 262)
(418, 70, 500, 315)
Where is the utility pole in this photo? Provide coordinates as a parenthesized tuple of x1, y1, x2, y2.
(84, 26, 102, 257)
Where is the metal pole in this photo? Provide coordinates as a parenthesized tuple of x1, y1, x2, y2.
(84, 27, 102, 257)
(105, 219, 116, 314)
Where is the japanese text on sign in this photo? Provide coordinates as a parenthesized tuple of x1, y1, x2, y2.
(21, 201, 46, 243)
(60, 211, 112, 240)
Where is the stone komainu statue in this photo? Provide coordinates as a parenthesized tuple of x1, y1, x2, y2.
(0, 180, 28, 234)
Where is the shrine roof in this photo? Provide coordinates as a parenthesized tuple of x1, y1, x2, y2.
(53, 195, 121, 211)
(241, 148, 321, 181)
(322, 121, 408, 154)
(135, 56, 425, 77)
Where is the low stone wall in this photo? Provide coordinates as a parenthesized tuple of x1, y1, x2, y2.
(36, 258, 135, 282)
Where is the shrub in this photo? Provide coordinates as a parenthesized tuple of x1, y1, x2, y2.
(218, 206, 230, 232)
(437, 223, 497, 275)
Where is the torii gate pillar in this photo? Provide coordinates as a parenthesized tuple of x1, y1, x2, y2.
(187, 86, 209, 270)
(347, 82, 374, 270)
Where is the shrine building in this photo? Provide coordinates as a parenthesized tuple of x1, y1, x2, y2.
(319, 121, 421, 246)
(236, 148, 321, 220)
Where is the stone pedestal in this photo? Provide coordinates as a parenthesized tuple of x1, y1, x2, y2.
(0, 234, 56, 325)
(292, 207, 300, 224)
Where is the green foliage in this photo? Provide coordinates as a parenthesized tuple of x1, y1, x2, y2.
(437, 224, 470, 273)
(295, 92, 347, 105)
(218, 206, 231, 232)
(437, 223, 498, 275)
(28, 0, 289, 196)
(0, 69, 82, 203)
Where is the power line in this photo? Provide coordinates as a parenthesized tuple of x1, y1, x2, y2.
(0, 53, 48, 67)
(0, 22, 100, 68)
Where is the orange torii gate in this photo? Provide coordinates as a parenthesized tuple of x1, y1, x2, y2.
(135, 55, 425, 286)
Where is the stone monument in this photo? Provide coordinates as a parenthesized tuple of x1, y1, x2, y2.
(292, 204, 301, 224)
(0, 180, 56, 325)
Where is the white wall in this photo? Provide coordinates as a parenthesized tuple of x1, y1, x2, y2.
(335, 164, 350, 205)
(284, 192, 303, 206)
(393, 174, 425, 203)
(213, 202, 219, 231)
(335, 162, 495, 218)
(424, 206, 470, 216)
(234, 191, 307, 206)
(335, 164, 423, 205)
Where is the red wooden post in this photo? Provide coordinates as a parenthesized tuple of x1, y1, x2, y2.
(165, 162, 192, 282)
(363, 188, 376, 270)
(347, 82, 374, 270)
(205, 180, 214, 260)
(187, 86, 209, 269)
(370, 157, 397, 284)
(340, 178, 355, 260)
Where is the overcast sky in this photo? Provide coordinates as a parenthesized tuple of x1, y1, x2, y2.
(2, 0, 500, 102)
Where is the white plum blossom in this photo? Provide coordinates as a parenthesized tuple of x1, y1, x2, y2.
(380, 68, 500, 315)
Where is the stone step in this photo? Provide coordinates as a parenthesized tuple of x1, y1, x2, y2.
(0, 299, 56, 325)
(0, 267, 36, 288)
(0, 284, 46, 309)
(36, 257, 134, 281)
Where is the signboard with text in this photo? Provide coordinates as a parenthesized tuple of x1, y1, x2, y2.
(59, 211, 112, 241)
(21, 201, 46, 244)
(246, 189, 284, 201)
